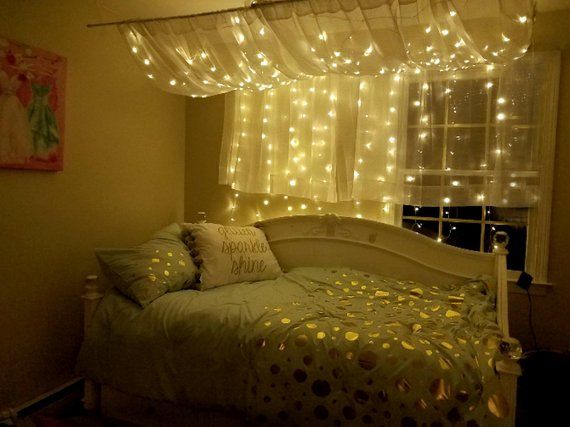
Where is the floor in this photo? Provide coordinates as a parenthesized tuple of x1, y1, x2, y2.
(515, 350, 570, 427)
(5, 350, 569, 427)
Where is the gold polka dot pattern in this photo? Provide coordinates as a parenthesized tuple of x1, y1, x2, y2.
(243, 267, 507, 426)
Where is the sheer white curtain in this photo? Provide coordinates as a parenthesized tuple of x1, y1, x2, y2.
(119, 0, 534, 97)
(220, 73, 404, 203)
(220, 52, 558, 207)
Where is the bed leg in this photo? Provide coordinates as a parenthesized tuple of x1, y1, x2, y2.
(497, 359, 522, 427)
(81, 275, 104, 412)
(83, 380, 101, 412)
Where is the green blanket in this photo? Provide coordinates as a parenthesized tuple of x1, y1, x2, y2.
(78, 267, 510, 426)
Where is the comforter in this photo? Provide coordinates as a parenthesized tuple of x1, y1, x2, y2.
(78, 267, 510, 426)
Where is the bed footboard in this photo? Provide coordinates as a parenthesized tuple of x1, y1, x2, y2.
(493, 234, 521, 427)
(497, 358, 522, 426)
(81, 275, 104, 411)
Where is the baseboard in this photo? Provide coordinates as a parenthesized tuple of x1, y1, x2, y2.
(2, 377, 83, 421)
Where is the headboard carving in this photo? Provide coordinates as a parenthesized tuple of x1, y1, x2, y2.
(302, 214, 354, 238)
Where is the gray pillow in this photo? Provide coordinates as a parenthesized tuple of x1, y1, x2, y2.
(96, 223, 198, 307)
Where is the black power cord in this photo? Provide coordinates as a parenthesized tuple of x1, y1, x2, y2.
(517, 271, 538, 350)
(526, 288, 538, 350)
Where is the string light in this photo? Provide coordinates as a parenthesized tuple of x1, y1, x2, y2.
(219, 37, 533, 235)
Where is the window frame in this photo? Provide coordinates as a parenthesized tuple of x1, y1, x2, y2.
(395, 52, 561, 282)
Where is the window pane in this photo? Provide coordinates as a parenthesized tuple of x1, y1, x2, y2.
(442, 222, 481, 251)
(408, 82, 421, 125)
(448, 79, 492, 124)
(403, 205, 439, 218)
(425, 81, 447, 125)
(405, 128, 444, 169)
(506, 126, 535, 169)
(443, 206, 483, 221)
(408, 81, 447, 126)
(402, 218, 439, 240)
(486, 207, 528, 224)
(446, 127, 487, 170)
(485, 224, 527, 271)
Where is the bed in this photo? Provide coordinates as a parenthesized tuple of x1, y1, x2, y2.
(78, 214, 521, 426)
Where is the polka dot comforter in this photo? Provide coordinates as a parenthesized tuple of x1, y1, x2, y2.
(78, 267, 510, 426)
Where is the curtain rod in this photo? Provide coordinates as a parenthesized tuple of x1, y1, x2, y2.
(86, 0, 307, 28)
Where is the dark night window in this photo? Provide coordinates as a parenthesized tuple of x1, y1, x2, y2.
(402, 205, 527, 271)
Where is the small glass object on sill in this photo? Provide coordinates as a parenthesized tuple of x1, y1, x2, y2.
(197, 211, 207, 223)
(499, 337, 523, 361)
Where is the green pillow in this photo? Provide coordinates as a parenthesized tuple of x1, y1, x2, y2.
(96, 223, 198, 307)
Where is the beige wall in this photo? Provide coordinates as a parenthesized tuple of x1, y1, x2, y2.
(186, 11, 570, 352)
(508, 10, 570, 352)
(0, 0, 186, 408)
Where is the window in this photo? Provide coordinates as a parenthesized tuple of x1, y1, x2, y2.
(402, 205, 527, 271)
(398, 55, 560, 279)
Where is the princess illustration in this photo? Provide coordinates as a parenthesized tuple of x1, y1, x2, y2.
(0, 70, 33, 164)
(28, 82, 60, 158)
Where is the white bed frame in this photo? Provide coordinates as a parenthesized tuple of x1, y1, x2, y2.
(81, 214, 521, 426)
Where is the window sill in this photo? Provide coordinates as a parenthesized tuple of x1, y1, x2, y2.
(507, 270, 554, 296)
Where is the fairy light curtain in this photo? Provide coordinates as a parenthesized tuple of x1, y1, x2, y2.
(119, 0, 534, 97)
(220, 52, 558, 207)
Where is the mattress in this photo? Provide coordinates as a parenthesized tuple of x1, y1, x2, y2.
(77, 267, 510, 426)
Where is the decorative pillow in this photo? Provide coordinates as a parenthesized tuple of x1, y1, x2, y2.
(182, 223, 282, 290)
(96, 223, 198, 307)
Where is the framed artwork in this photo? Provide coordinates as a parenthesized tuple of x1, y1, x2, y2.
(0, 37, 66, 171)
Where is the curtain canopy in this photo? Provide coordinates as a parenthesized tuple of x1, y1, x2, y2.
(120, 0, 534, 97)
(220, 52, 558, 207)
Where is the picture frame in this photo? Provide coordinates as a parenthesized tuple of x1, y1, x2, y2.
(0, 37, 66, 171)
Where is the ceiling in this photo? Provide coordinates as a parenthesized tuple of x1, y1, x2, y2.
(94, 0, 570, 23)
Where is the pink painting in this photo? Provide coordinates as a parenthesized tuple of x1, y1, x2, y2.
(0, 37, 66, 171)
